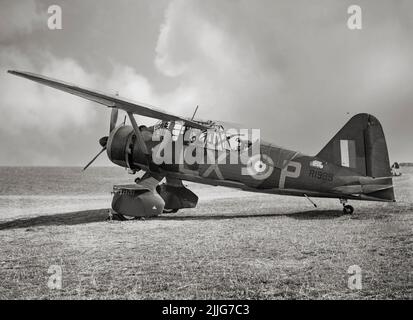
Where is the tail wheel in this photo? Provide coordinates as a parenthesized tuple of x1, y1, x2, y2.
(343, 205, 354, 215)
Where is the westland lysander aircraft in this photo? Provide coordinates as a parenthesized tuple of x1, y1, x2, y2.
(8, 70, 395, 219)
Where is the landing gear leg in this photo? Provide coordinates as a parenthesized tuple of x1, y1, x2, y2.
(340, 199, 354, 215)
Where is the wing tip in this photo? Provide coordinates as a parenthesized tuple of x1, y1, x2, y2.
(7, 70, 24, 76)
(8, 70, 45, 82)
(8, 70, 36, 76)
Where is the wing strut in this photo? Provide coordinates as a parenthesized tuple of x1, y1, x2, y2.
(127, 112, 149, 156)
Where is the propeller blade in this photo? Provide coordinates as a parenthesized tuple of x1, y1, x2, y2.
(83, 147, 106, 171)
(110, 108, 118, 132)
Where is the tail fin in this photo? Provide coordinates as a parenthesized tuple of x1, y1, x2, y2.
(317, 113, 392, 177)
(317, 113, 395, 201)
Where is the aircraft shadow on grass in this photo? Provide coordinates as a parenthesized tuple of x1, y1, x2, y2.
(0, 209, 110, 231)
(0, 209, 343, 231)
(157, 210, 343, 221)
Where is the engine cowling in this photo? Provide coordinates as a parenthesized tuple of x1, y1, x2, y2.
(106, 125, 148, 169)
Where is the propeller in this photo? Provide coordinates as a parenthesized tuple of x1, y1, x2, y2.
(82, 147, 107, 171)
(83, 108, 118, 171)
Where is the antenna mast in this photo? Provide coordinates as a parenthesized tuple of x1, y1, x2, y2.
(191, 105, 199, 120)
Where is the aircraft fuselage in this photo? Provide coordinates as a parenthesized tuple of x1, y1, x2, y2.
(106, 123, 391, 202)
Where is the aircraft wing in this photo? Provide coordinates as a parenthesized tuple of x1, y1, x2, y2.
(8, 70, 209, 130)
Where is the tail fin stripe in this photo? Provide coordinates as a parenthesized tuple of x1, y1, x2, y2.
(340, 139, 350, 167)
(339, 139, 357, 168)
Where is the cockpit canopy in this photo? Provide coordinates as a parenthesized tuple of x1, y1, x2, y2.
(153, 120, 258, 152)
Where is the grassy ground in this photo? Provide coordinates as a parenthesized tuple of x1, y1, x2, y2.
(0, 170, 412, 299)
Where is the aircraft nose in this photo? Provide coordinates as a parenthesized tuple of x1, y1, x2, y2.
(99, 136, 108, 148)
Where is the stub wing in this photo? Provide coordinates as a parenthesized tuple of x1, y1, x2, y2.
(8, 70, 209, 130)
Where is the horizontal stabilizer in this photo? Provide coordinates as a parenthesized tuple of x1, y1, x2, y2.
(332, 184, 393, 195)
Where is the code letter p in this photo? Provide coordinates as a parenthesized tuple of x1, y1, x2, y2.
(279, 161, 301, 189)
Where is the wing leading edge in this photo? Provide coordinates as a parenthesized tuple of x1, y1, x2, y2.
(8, 70, 209, 130)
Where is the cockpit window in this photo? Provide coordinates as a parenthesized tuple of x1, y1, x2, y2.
(171, 122, 184, 141)
(154, 120, 254, 152)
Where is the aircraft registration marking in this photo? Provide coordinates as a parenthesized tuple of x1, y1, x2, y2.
(309, 169, 333, 181)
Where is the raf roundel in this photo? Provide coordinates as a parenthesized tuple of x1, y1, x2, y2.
(246, 154, 274, 180)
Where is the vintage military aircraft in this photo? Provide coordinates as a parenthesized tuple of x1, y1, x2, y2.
(8, 70, 395, 219)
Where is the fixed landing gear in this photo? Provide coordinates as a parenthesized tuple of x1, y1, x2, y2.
(107, 210, 139, 221)
(340, 199, 354, 215)
(163, 208, 179, 214)
(117, 213, 139, 221)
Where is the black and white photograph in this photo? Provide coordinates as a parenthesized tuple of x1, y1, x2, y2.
(0, 0, 412, 305)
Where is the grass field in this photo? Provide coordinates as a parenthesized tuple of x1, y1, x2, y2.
(0, 169, 412, 299)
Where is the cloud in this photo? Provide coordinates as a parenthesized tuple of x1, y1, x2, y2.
(0, 0, 412, 165)
(0, 45, 168, 164)
(1, 49, 99, 135)
(152, 0, 413, 161)
(0, 0, 45, 41)
(153, 0, 284, 126)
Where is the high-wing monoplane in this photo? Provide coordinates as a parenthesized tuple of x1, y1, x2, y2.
(8, 70, 395, 219)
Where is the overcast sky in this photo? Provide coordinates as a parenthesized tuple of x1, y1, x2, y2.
(0, 0, 412, 166)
